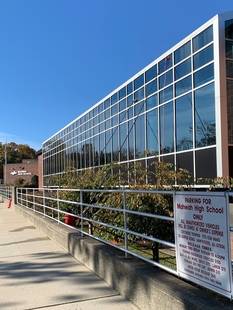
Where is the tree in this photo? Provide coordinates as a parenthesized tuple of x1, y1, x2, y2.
(0, 142, 37, 179)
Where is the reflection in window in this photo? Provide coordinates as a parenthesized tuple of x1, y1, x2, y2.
(146, 79, 157, 96)
(226, 41, 233, 58)
(193, 25, 213, 52)
(194, 44, 213, 70)
(119, 87, 126, 100)
(134, 101, 144, 116)
(111, 93, 118, 105)
(175, 76, 192, 97)
(175, 58, 191, 80)
(134, 74, 144, 90)
(159, 69, 173, 88)
(159, 86, 173, 104)
(127, 82, 133, 94)
(194, 83, 215, 147)
(135, 115, 145, 158)
(112, 126, 119, 161)
(158, 55, 172, 74)
(176, 94, 193, 151)
(175, 41, 191, 64)
(194, 63, 214, 88)
(147, 94, 158, 110)
(225, 19, 233, 39)
(128, 120, 134, 160)
(120, 122, 128, 161)
(105, 130, 112, 164)
(226, 60, 233, 78)
(145, 65, 157, 83)
(146, 109, 159, 153)
(134, 87, 144, 101)
(120, 99, 126, 111)
(160, 101, 174, 154)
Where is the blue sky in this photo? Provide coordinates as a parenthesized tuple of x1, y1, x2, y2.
(0, 1, 232, 151)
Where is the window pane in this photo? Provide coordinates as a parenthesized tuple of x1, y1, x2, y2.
(194, 83, 215, 147)
(146, 94, 158, 110)
(146, 79, 157, 96)
(176, 94, 193, 151)
(226, 41, 233, 58)
(134, 101, 144, 115)
(175, 76, 192, 97)
(134, 87, 144, 101)
(127, 82, 133, 94)
(160, 101, 174, 154)
(176, 152, 193, 179)
(196, 148, 216, 179)
(120, 99, 126, 110)
(226, 60, 233, 78)
(145, 65, 157, 83)
(135, 115, 145, 158)
(175, 58, 191, 80)
(158, 55, 172, 74)
(146, 109, 159, 153)
(127, 94, 133, 107)
(225, 19, 233, 39)
(194, 44, 213, 70)
(194, 63, 214, 88)
(119, 87, 126, 100)
(104, 98, 110, 109)
(134, 74, 144, 90)
(193, 25, 213, 52)
(159, 86, 173, 103)
(174, 41, 191, 64)
(111, 93, 118, 105)
(120, 122, 128, 161)
(159, 69, 173, 88)
(128, 120, 134, 160)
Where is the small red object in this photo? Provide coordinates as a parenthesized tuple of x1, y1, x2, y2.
(8, 198, 12, 209)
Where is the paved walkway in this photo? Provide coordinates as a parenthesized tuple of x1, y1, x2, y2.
(0, 201, 138, 310)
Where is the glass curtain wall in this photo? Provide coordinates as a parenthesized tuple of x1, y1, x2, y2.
(43, 23, 217, 185)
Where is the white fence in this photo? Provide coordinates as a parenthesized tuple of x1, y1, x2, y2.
(2, 187, 233, 300)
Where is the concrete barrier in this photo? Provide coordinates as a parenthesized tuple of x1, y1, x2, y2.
(11, 202, 233, 310)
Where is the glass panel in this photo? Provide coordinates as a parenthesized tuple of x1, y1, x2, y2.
(174, 41, 191, 64)
(134, 101, 144, 115)
(145, 65, 157, 83)
(226, 60, 233, 78)
(134, 74, 144, 90)
(105, 108, 110, 118)
(176, 94, 193, 151)
(128, 120, 134, 160)
(105, 130, 112, 164)
(193, 25, 213, 52)
(146, 108, 159, 153)
(98, 103, 104, 113)
(146, 94, 158, 110)
(111, 93, 118, 105)
(134, 87, 144, 101)
(120, 111, 127, 122)
(160, 101, 174, 154)
(120, 122, 128, 161)
(159, 86, 173, 104)
(127, 94, 133, 107)
(135, 115, 145, 158)
(146, 79, 157, 96)
(196, 148, 216, 179)
(159, 69, 173, 88)
(112, 126, 119, 161)
(194, 63, 214, 88)
(111, 104, 118, 116)
(175, 76, 192, 97)
(104, 98, 110, 109)
(127, 82, 133, 94)
(194, 83, 215, 147)
(176, 152, 193, 179)
(225, 19, 233, 39)
(158, 55, 172, 74)
(175, 58, 191, 80)
(194, 44, 213, 70)
(128, 107, 133, 119)
(112, 115, 118, 127)
(119, 87, 126, 100)
(99, 133, 105, 165)
(120, 99, 126, 111)
(226, 41, 233, 58)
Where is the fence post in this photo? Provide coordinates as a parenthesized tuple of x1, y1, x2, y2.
(123, 191, 128, 259)
(80, 191, 83, 237)
(57, 190, 60, 224)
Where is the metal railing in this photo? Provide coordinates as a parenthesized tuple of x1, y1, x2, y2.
(0, 186, 12, 199)
(16, 187, 177, 275)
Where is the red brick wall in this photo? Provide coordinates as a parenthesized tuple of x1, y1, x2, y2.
(38, 153, 43, 188)
(4, 160, 38, 185)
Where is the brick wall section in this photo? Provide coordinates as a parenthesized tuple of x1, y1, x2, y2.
(4, 159, 38, 184)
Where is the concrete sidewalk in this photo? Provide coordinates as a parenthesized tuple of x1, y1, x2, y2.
(0, 202, 138, 310)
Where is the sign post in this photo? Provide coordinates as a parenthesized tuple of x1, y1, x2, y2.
(175, 192, 232, 299)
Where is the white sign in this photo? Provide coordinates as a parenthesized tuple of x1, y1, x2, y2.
(175, 192, 232, 298)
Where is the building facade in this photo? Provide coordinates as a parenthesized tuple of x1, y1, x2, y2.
(42, 11, 233, 187)
(4, 159, 38, 185)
